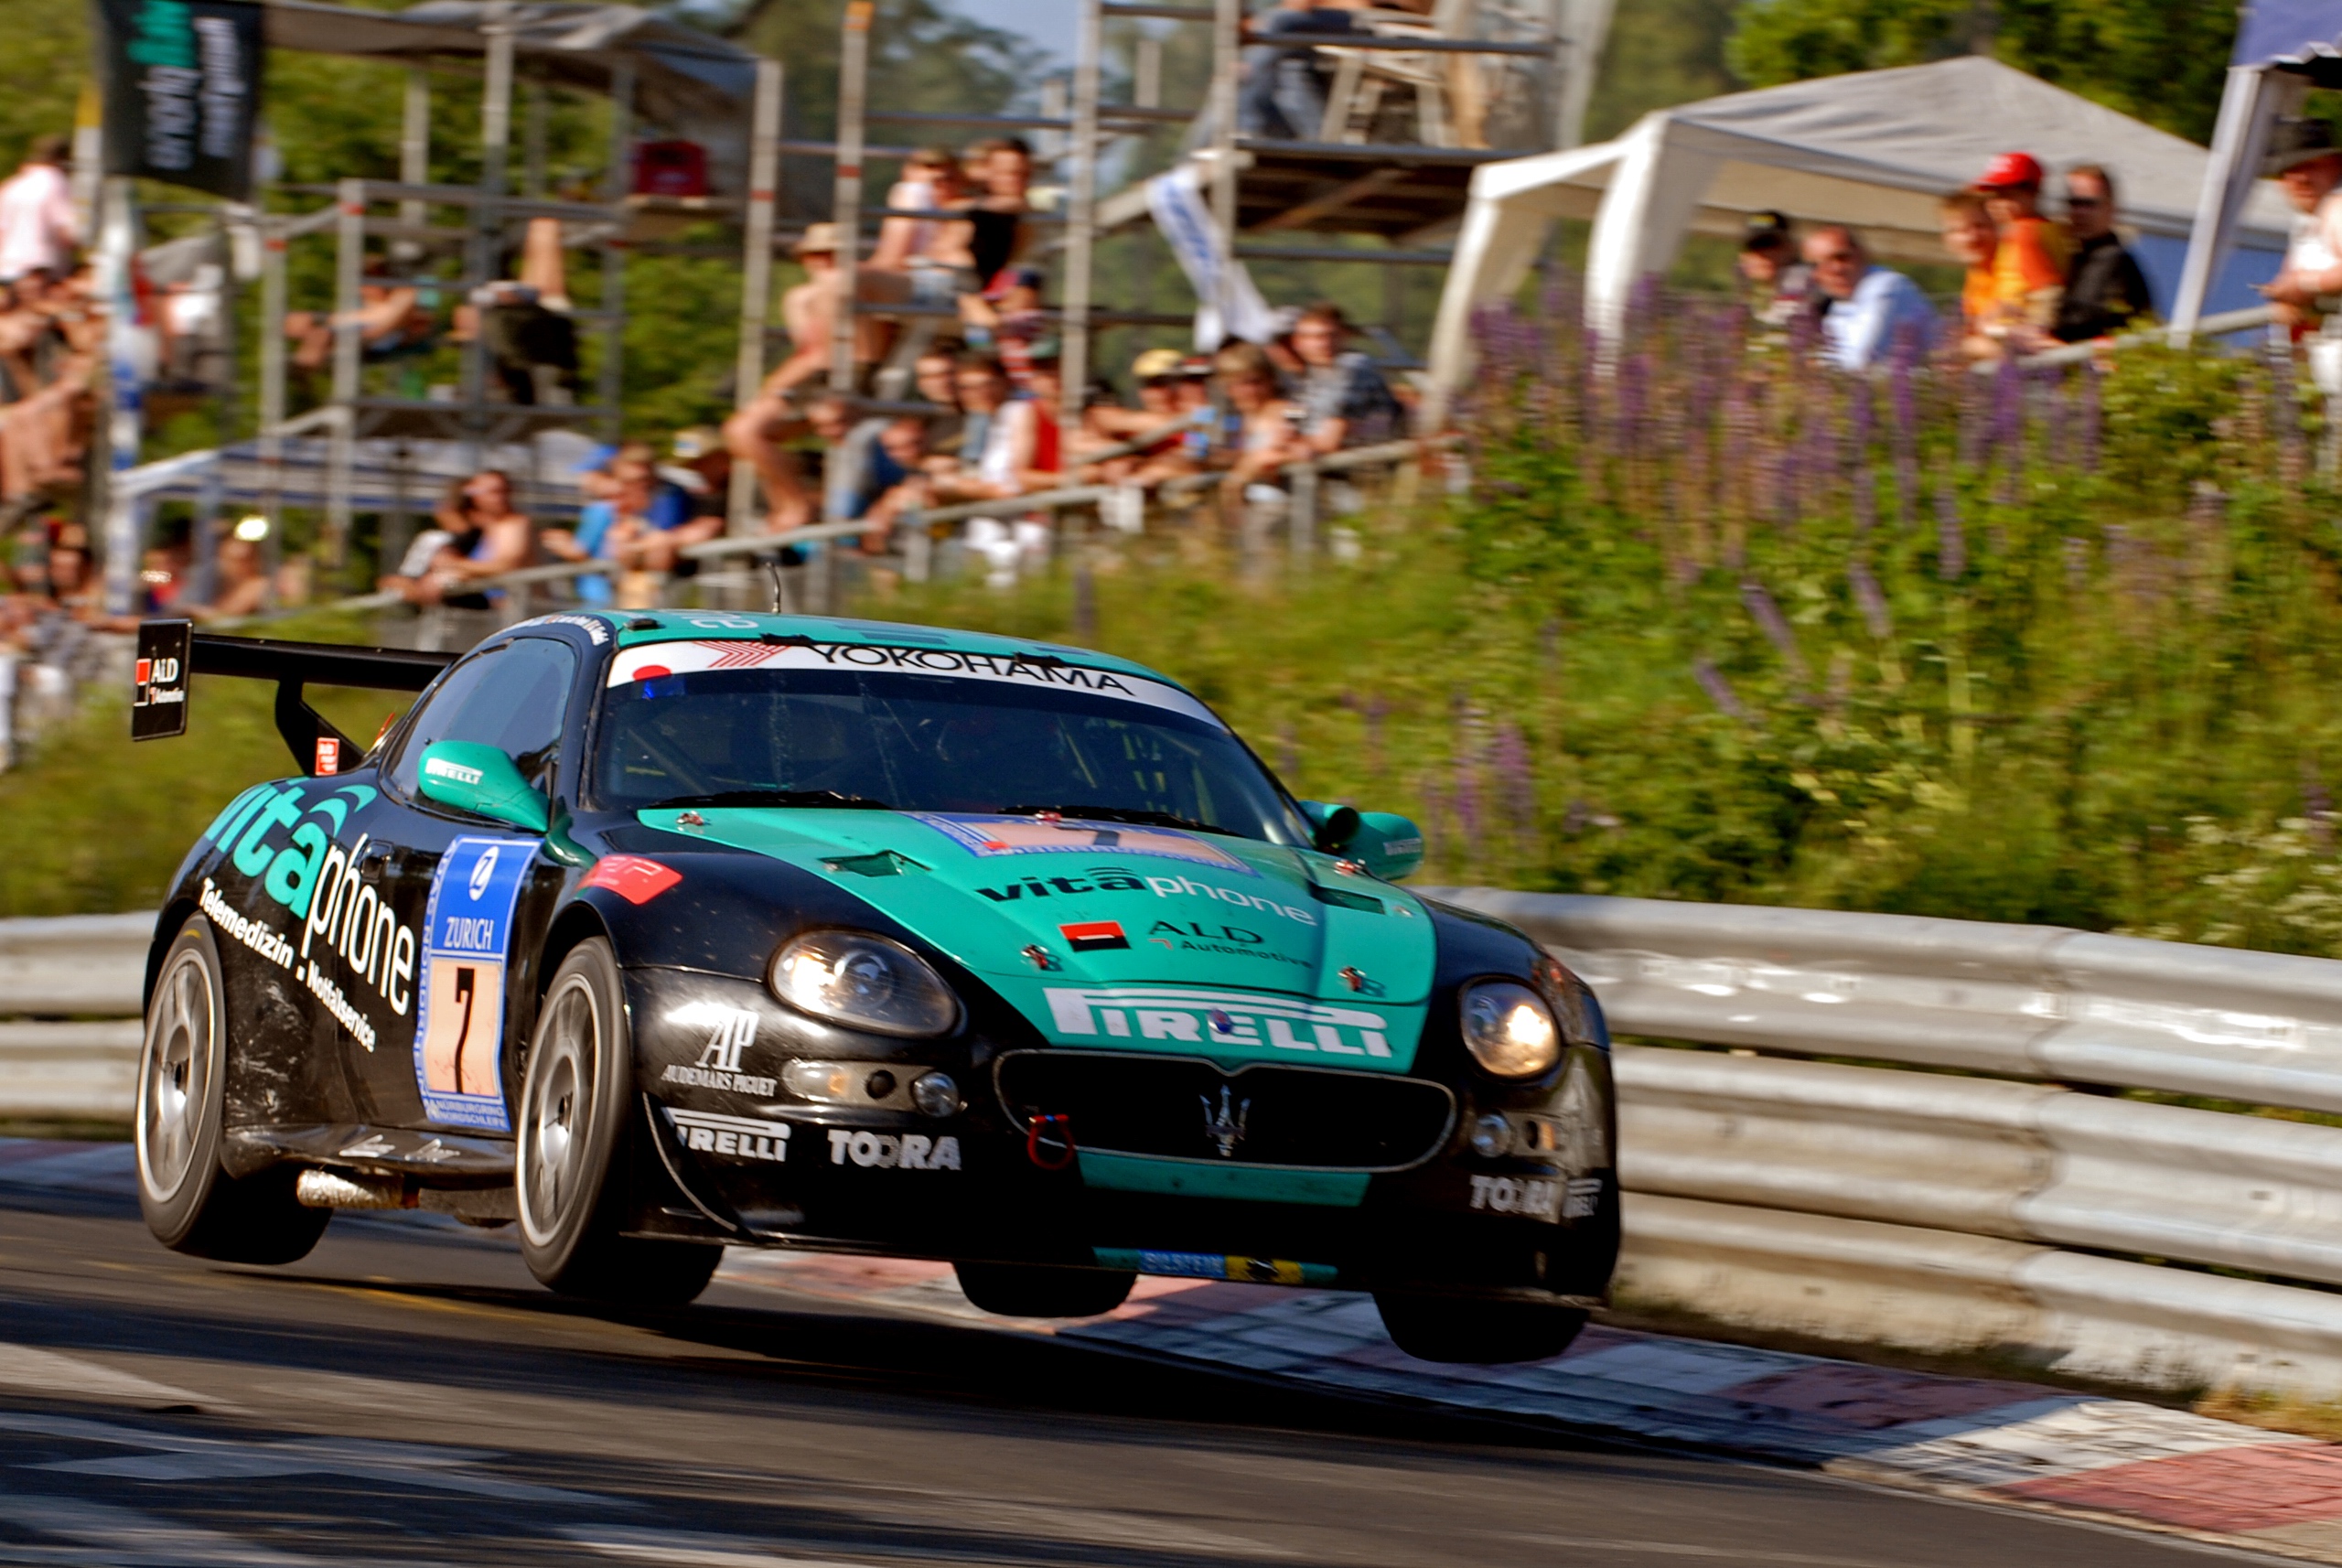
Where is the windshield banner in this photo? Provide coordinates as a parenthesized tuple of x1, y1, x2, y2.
(606, 639, 1222, 726)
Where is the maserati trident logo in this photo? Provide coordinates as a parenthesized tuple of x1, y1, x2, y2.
(1199, 1085, 1251, 1158)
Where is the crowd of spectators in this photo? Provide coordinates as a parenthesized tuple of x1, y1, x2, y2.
(1737, 147, 2161, 372)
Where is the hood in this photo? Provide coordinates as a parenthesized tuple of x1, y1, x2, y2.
(645, 807, 1434, 1071)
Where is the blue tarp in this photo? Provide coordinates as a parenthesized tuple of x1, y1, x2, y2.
(2234, 0, 2342, 69)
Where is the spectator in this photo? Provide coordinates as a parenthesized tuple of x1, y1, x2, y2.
(911, 345, 967, 458)
(411, 470, 532, 608)
(931, 352, 1048, 588)
(1803, 227, 1936, 372)
(1017, 342, 1068, 490)
(1214, 339, 1311, 533)
(2261, 119, 2342, 333)
(180, 536, 268, 622)
(1080, 347, 1200, 484)
(1289, 301, 1402, 452)
(873, 147, 972, 319)
(1973, 152, 2068, 353)
(0, 135, 79, 288)
(1939, 190, 2000, 361)
(606, 441, 721, 575)
(2054, 165, 2154, 343)
(954, 139, 1036, 334)
(1738, 211, 1815, 330)
(852, 417, 934, 555)
(722, 227, 855, 527)
(285, 257, 437, 376)
(1239, 0, 1364, 140)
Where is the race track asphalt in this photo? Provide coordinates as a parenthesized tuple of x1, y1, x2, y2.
(0, 1174, 2286, 1568)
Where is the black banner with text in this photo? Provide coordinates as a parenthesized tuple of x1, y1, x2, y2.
(92, 0, 263, 199)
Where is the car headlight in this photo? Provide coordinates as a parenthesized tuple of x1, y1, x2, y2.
(1458, 981, 1562, 1078)
(769, 931, 960, 1037)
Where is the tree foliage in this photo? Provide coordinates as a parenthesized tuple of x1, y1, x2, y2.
(1727, 0, 2240, 145)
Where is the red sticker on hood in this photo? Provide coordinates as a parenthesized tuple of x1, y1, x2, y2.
(1059, 920, 1129, 951)
(581, 855, 682, 905)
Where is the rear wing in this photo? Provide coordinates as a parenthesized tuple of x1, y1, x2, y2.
(134, 620, 457, 777)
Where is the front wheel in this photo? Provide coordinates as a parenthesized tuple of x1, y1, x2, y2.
(136, 917, 330, 1264)
(516, 940, 722, 1304)
(953, 1261, 1135, 1317)
(1373, 1293, 1587, 1364)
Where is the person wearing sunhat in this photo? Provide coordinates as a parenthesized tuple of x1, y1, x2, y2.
(1973, 151, 2068, 353)
(720, 223, 854, 529)
(2262, 119, 2342, 333)
(1075, 347, 1201, 485)
(1737, 210, 1816, 330)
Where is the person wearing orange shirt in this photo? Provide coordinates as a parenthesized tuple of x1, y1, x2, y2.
(1940, 189, 2000, 360)
(1973, 152, 2069, 354)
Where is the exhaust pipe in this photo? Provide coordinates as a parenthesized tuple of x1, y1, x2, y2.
(294, 1168, 409, 1209)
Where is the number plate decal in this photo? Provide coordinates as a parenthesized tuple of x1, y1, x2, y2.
(413, 835, 537, 1130)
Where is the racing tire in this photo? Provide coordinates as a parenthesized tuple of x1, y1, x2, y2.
(517, 939, 723, 1304)
(136, 917, 332, 1264)
(952, 1262, 1136, 1318)
(1372, 1293, 1588, 1365)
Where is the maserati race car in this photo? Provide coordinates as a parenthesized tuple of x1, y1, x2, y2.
(129, 611, 1617, 1362)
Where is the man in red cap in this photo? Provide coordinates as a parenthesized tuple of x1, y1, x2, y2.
(1974, 151, 2068, 354)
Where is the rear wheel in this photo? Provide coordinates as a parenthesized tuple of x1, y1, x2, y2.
(517, 940, 722, 1304)
(136, 918, 331, 1264)
(1373, 1293, 1587, 1364)
(953, 1261, 1135, 1318)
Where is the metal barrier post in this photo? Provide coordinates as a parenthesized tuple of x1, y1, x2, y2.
(733, 60, 784, 538)
(1062, 0, 1103, 435)
(597, 62, 634, 444)
(325, 177, 365, 575)
(1288, 459, 1316, 569)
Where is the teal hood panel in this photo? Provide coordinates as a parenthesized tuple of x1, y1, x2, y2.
(642, 807, 1435, 1071)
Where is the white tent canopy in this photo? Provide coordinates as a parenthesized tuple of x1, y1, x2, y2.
(1429, 56, 2294, 393)
(2174, 2, 2342, 332)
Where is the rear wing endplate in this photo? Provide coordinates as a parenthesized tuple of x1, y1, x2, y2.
(134, 620, 457, 777)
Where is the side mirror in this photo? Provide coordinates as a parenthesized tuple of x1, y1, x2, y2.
(417, 741, 549, 832)
(1300, 801, 1423, 881)
(1347, 811, 1424, 881)
(1299, 800, 1361, 854)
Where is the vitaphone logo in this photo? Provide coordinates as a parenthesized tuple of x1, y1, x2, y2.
(200, 781, 416, 1021)
(977, 865, 1317, 927)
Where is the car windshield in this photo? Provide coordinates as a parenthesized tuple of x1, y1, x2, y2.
(592, 665, 1310, 844)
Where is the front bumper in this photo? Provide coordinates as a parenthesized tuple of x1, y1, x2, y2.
(619, 967, 1619, 1303)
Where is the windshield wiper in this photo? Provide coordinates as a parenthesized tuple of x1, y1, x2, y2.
(997, 804, 1229, 834)
(647, 789, 893, 811)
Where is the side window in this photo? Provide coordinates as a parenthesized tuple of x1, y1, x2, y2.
(390, 638, 579, 800)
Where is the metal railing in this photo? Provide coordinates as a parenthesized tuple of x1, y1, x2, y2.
(1422, 888, 2342, 1400)
(192, 435, 1436, 630)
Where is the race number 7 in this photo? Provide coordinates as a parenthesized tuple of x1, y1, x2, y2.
(424, 959, 502, 1097)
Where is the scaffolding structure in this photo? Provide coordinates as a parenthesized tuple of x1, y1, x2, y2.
(814, 0, 1614, 452)
(116, 0, 1612, 618)
(237, 3, 784, 585)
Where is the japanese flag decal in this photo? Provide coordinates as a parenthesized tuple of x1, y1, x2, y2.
(413, 836, 538, 1131)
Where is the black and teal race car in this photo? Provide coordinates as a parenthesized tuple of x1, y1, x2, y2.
(130, 610, 1617, 1362)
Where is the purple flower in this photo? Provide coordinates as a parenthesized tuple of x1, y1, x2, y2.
(1741, 577, 1810, 680)
(1848, 557, 1892, 639)
(1692, 659, 1751, 722)
(2079, 361, 2103, 473)
(1935, 482, 1967, 581)
(1492, 722, 1536, 833)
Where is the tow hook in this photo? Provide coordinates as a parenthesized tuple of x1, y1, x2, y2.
(1026, 1113, 1077, 1171)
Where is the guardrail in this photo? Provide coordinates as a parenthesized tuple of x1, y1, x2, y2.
(0, 914, 151, 1122)
(25, 891, 2342, 1401)
(1424, 889, 2342, 1402)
